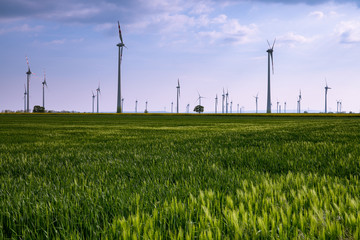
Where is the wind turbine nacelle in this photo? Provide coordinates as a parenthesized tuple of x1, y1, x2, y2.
(266, 49, 273, 53)
(117, 43, 125, 47)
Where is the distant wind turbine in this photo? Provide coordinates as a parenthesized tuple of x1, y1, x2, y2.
(196, 92, 205, 106)
(145, 101, 148, 112)
(297, 90, 302, 113)
(230, 100, 233, 113)
(117, 21, 126, 113)
(186, 104, 190, 113)
(340, 100, 342, 112)
(226, 90, 229, 114)
(325, 80, 331, 113)
(135, 100, 138, 113)
(171, 102, 173, 113)
(96, 84, 101, 113)
(222, 88, 225, 114)
(266, 39, 276, 113)
(23, 84, 27, 112)
(176, 79, 180, 113)
(122, 98, 124, 112)
(42, 70, 47, 109)
(277, 100, 279, 113)
(92, 91, 95, 113)
(284, 102, 286, 113)
(237, 104, 239, 113)
(25, 56, 32, 112)
(215, 94, 218, 114)
(254, 93, 259, 113)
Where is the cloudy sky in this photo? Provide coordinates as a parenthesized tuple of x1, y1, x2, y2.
(1, 0, 360, 113)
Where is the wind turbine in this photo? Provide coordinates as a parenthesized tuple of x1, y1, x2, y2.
(215, 94, 218, 114)
(325, 80, 331, 113)
(284, 102, 286, 113)
(297, 90, 302, 113)
(92, 91, 95, 113)
(222, 88, 225, 113)
(23, 84, 27, 112)
(135, 100, 138, 113)
(197, 92, 205, 106)
(171, 102, 173, 113)
(176, 79, 180, 113)
(230, 100, 233, 113)
(96, 84, 101, 113)
(42, 70, 47, 109)
(237, 104, 239, 113)
(266, 39, 276, 113)
(339, 100, 342, 112)
(145, 101, 148, 112)
(117, 21, 126, 113)
(277, 101, 279, 113)
(25, 56, 32, 112)
(186, 104, 190, 113)
(225, 90, 229, 114)
(122, 98, 124, 112)
(254, 93, 259, 113)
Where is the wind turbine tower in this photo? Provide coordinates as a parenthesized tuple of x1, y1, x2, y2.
(254, 93, 259, 113)
(325, 81, 331, 113)
(24, 85, 27, 112)
(92, 91, 95, 113)
(186, 104, 190, 113)
(215, 94, 218, 113)
(145, 101, 148, 112)
(25, 56, 32, 112)
(277, 101, 279, 113)
(284, 102, 286, 113)
(42, 70, 47, 109)
(176, 79, 180, 113)
(266, 39, 276, 113)
(135, 100, 138, 113)
(171, 102, 173, 113)
(222, 88, 225, 113)
(230, 100, 233, 113)
(96, 84, 101, 113)
(297, 90, 302, 113)
(226, 90, 229, 114)
(117, 21, 126, 113)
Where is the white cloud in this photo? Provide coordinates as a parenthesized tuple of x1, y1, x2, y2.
(0, 23, 43, 34)
(335, 21, 360, 44)
(199, 16, 257, 45)
(94, 23, 113, 32)
(309, 11, 324, 19)
(277, 32, 314, 47)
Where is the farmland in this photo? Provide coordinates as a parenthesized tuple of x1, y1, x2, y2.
(0, 113, 359, 239)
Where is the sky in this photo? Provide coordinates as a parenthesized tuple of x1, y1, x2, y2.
(1, 0, 360, 113)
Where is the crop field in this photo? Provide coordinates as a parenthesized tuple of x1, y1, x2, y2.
(0, 113, 359, 239)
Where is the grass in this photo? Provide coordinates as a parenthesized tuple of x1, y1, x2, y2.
(0, 113, 359, 239)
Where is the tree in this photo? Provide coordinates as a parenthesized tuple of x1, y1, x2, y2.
(33, 105, 45, 113)
(193, 105, 204, 114)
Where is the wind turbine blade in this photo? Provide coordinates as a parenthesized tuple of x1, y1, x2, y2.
(272, 38, 276, 49)
(267, 40, 271, 48)
(118, 21, 124, 44)
(25, 56, 31, 71)
(270, 52, 274, 74)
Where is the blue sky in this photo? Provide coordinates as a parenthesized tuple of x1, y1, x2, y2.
(1, 0, 360, 113)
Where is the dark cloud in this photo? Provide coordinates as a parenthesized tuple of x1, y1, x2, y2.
(249, 0, 360, 6)
(1, 0, 360, 24)
(0, 0, 139, 23)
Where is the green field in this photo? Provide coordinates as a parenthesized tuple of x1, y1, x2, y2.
(1, 114, 359, 239)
